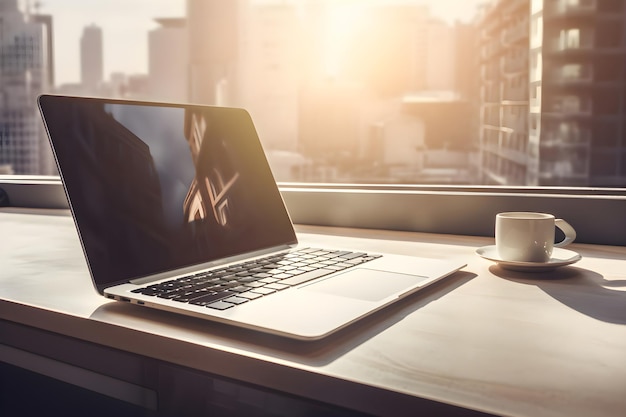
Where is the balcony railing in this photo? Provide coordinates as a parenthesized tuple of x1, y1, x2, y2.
(546, 31, 594, 54)
(543, 0, 597, 18)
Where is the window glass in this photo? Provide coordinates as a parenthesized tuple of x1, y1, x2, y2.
(1, 0, 626, 188)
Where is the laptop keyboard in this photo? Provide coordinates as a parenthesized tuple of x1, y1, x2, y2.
(131, 248, 381, 311)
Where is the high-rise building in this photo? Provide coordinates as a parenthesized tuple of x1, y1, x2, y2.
(80, 24, 103, 94)
(238, 0, 301, 151)
(31, 13, 54, 88)
(0, 0, 53, 175)
(425, 18, 457, 92)
(478, 0, 626, 187)
(531, 0, 626, 186)
(455, 22, 478, 100)
(187, 0, 239, 105)
(477, 0, 530, 186)
(148, 18, 188, 102)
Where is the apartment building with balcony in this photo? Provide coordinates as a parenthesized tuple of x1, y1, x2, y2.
(532, 0, 626, 186)
(479, 0, 626, 186)
(477, 0, 530, 185)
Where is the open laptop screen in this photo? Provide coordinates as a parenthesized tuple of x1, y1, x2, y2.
(38, 95, 297, 293)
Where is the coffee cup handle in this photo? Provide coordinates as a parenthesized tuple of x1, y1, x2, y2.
(555, 219, 576, 248)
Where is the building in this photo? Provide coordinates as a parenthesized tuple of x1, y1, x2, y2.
(478, 0, 626, 187)
(238, 0, 301, 151)
(30, 13, 54, 88)
(187, 0, 239, 105)
(455, 22, 479, 101)
(425, 18, 457, 92)
(531, 0, 626, 186)
(0, 0, 53, 175)
(80, 24, 103, 94)
(477, 0, 530, 186)
(148, 18, 188, 103)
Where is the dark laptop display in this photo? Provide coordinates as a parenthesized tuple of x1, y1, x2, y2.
(39, 95, 297, 293)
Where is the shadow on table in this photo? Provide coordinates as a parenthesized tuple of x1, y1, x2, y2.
(490, 265, 626, 325)
(90, 270, 477, 366)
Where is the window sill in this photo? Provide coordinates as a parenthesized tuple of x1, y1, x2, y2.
(279, 183, 626, 246)
(1, 177, 624, 246)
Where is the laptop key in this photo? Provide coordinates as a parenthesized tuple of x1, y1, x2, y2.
(157, 291, 182, 300)
(250, 287, 276, 295)
(220, 274, 239, 281)
(328, 251, 353, 257)
(229, 285, 251, 293)
(272, 273, 293, 279)
(206, 301, 235, 310)
(280, 268, 335, 286)
(223, 296, 249, 305)
(325, 264, 350, 271)
(339, 252, 367, 260)
(238, 276, 260, 283)
(189, 291, 234, 306)
(302, 263, 326, 270)
(132, 287, 158, 295)
(345, 257, 371, 265)
(243, 282, 264, 288)
(238, 292, 262, 300)
(263, 283, 289, 291)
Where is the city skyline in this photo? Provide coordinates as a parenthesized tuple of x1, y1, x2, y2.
(34, 0, 484, 87)
(35, 0, 185, 86)
(4, 0, 624, 186)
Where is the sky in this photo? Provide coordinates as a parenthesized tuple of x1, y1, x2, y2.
(34, 0, 185, 85)
(29, 0, 485, 87)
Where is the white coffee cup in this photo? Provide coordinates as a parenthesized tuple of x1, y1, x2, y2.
(495, 212, 576, 263)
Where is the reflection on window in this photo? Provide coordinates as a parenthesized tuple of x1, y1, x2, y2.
(559, 28, 580, 50)
(561, 64, 582, 79)
(1, 0, 626, 187)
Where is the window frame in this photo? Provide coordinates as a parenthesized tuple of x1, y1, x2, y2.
(2, 176, 625, 246)
(279, 183, 626, 246)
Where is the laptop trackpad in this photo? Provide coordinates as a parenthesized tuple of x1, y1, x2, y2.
(301, 268, 429, 302)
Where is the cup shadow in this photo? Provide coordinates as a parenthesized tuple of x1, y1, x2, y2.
(489, 265, 626, 325)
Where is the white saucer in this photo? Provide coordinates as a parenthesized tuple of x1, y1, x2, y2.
(475, 245, 582, 272)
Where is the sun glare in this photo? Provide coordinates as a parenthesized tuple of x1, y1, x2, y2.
(324, 4, 365, 78)
(320, 0, 480, 79)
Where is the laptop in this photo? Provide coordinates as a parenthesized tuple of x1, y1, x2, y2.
(38, 94, 466, 340)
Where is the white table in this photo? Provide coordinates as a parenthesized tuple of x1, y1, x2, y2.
(1, 208, 625, 416)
